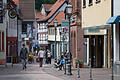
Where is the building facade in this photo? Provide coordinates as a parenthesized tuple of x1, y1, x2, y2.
(48, 11, 68, 58)
(37, 0, 68, 58)
(36, 4, 53, 50)
(37, 22, 49, 50)
(70, 0, 84, 68)
(6, 0, 18, 64)
(109, 0, 120, 75)
(82, 0, 112, 68)
(18, 0, 35, 55)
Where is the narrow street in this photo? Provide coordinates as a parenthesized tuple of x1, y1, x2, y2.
(0, 0, 120, 80)
(0, 64, 63, 80)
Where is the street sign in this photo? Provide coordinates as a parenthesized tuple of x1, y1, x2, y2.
(61, 20, 69, 27)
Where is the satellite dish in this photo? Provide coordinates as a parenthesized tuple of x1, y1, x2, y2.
(8, 9, 17, 19)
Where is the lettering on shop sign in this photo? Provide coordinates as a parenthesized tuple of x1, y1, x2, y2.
(88, 29, 100, 32)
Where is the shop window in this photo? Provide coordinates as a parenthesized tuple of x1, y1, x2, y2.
(89, 0, 93, 6)
(83, 0, 86, 8)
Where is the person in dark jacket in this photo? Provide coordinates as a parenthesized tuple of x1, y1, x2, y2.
(20, 44, 28, 70)
(45, 50, 48, 64)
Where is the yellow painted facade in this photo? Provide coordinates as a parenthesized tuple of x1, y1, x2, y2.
(82, 0, 111, 28)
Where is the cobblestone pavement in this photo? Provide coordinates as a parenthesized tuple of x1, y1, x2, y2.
(0, 64, 64, 80)
(42, 64, 120, 80)
(0, 62, 120, 80)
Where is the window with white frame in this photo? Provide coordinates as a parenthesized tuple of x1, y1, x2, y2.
(39, 23, 42, 30)
(41, 34, 43, 41)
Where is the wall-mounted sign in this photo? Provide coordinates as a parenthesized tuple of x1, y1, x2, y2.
(88, 29, 100, 32)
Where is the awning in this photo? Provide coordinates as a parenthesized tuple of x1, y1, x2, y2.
(33, 43, 39, 47)
(106, 16, 120, 24)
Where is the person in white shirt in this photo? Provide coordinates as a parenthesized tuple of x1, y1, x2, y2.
(47, 50, 51, 64)
(38, 48, 45, 67)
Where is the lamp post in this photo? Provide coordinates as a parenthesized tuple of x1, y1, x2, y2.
(54, 19, 58, 63)
(66, 3, 72, 75)
(59, 27, 62, 57)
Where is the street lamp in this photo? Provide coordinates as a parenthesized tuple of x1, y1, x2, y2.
(66, 3, 72, 75)
(54, 19, 58, 63)
(59, 27, 62, 57)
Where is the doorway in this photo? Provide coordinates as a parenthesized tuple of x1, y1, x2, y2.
(89, 35, 104, 68)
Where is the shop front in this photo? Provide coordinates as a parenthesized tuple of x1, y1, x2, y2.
(84, 29, 111, 68)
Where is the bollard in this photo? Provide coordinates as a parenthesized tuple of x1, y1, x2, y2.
(67, 59, 72, 75)
(111, 59, 114, 80)
(64, 58, 66, 74)
(77, 60, 80, 78)
(89, 58, 93, 80)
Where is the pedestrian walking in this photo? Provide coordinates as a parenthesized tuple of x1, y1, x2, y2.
(47, 50, 51, 64)
(20, 44, 28, 70)
(38, 48, 45, 67)
(45, 49, 48, 64)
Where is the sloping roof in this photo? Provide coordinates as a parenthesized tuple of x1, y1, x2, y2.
(43, 4, 53, 11)
(36, 4, 53, 21)
(12, 0, 19, 5)
(38, 0, 66, 21)
(36, 12, 46, 21)
(19, 0, 35, 21)
(48, 11, 65, 26)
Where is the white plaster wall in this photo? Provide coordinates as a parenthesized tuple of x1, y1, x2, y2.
(114, 0, 120, 16)
(8, 17, 17, 37)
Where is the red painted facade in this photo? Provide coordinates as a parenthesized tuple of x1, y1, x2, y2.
(70, 0, 84, 68)
(6, 37, 18, 63)
(0, 31, 6, 64)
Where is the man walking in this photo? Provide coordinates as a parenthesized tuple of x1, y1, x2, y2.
(38, 48, 45, 67)
(20, 44, 28, 70)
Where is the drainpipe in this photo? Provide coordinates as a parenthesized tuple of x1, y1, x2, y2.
(111, 0, 114, 80)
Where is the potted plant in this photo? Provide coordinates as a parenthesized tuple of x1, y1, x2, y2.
(75, 59, 83, 68)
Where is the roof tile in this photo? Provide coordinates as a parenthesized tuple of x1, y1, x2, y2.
(48, 11, 65, 26)
(38, 0, 66, 21)
(43, 4, 53, 11)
